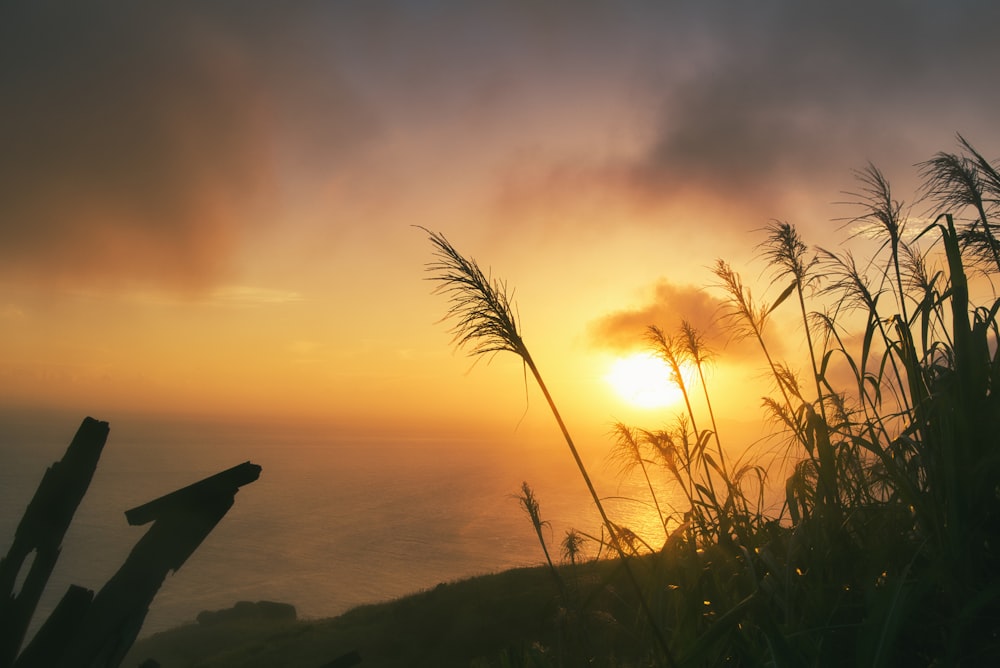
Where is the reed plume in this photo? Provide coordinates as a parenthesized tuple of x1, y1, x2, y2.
(514, 482, 562, 594)
(920, 134, 1000, 272)
(423, 228, 677, 667)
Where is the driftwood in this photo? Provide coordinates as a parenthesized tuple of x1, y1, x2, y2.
(0, 418, 261, 668)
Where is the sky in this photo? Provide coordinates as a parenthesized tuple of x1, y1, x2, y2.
(2, 1, 999, 452)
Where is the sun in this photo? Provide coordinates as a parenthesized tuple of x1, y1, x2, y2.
(605, 352, 682, 409)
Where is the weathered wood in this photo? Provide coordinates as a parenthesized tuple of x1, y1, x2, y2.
(13, 584, 93, 668)
(124, 461, 261, 526)
(1, 420, 262, 668)
(0, 417, 109, 668)
(54, 462, 261, 667)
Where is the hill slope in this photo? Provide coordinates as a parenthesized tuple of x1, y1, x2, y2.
(125, 559, 639, 668)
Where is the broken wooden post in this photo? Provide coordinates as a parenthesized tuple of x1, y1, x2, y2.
(13, 584, 93, 668)
(53, 462, 261, 668)
(2, 422, 263, 668)
(123, 462, 262, 527)
(0, 417, 109, 668)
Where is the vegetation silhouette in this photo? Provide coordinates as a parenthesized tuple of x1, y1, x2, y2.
(423, 226, 678, 667)
(423, 136, 1000, 666)
(513, 482, 563, 598)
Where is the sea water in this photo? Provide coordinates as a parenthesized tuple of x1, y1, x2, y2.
(0, 415, 671, 639)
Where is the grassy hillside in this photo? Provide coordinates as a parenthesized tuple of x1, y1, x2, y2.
(125, 558, 652, 668)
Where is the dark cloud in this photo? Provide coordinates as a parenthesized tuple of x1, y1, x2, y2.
(4, 1, 998, 289)
(633, 3, 1000, 196)
(627, 5, 922, 201)
(0, 2, 374, 290)
(589, 276, 804, 372)
(589, 280, 727, 351)
(495, 1, 1000, 228)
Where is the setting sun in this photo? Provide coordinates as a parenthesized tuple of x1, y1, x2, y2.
(605, 352, 681, 409)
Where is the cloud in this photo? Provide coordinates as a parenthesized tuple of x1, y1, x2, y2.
(589, 280, 722, 349)
(208, 286, 305, 307)
(0, 2, 374, 291)
(491, 1, 1000, 230)
(626, 5, 933, 200)
(589, 278, 789, 366)
(4, 0, 998, 292)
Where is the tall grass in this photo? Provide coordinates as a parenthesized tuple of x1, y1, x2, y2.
(423, 227, 677, 667)
(513, 482, 563, 597)
(423, 137, 1000, 666)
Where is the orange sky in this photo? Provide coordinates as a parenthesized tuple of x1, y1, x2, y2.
(2, 2, 999, 456)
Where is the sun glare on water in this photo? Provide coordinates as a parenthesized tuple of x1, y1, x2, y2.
(606, 352, 681, 409)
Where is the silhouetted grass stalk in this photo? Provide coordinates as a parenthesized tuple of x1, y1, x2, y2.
(921, 134, 1000, 273)
(609, 422, 669, 537)
(644, 329, 714, 499)
(514, 482, 564, 597)
(561, 529, 585, 566)
(712, 260, 796, 418)
(680, 320, 727, 477)
(423, 228, 677, 667)
(646, 325, 730, 543)
(844, 166, 916, 418)
(760, 221, 840, 513)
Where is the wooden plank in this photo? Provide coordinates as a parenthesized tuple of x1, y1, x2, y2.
(124, 462, 261, 526)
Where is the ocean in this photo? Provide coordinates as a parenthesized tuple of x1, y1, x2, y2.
(0, 414, 671, 640)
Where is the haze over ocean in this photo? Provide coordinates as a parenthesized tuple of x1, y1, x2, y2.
(0, 414, 672, 638)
